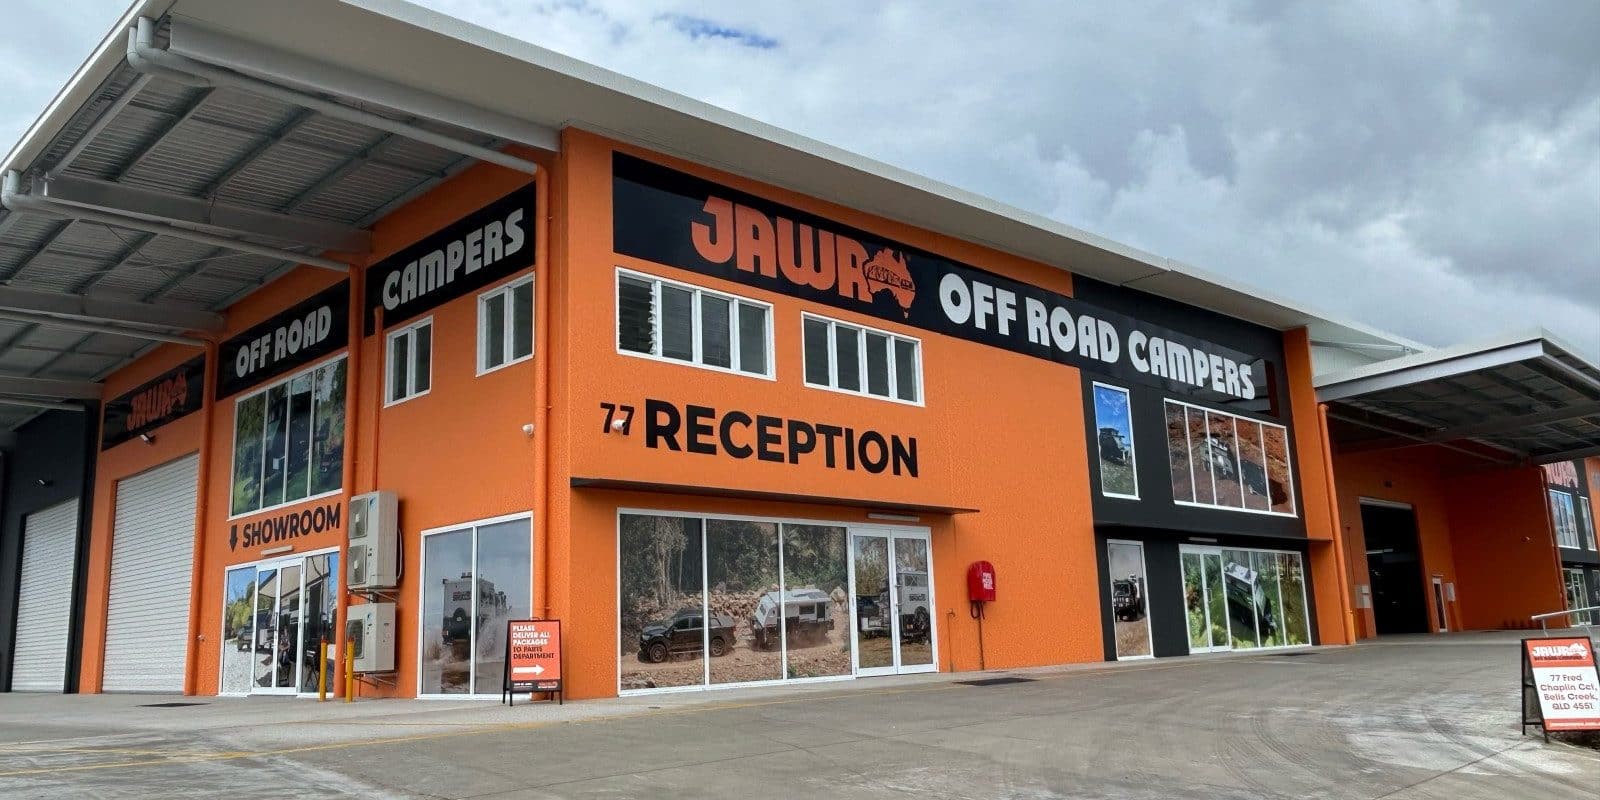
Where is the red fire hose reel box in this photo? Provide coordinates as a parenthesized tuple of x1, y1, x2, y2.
(967, 561, 996, 603)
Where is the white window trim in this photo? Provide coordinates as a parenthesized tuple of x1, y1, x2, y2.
(477, 274, 536, 377)
(614, 267, 776, 381)
(1163, 398, 1298, 518)
(799, 311, 924, 407)
(1550, 489, 1580, 549)
(415, 510, 534, 699)
(227, 354, 348, 521)
(384, 316, 433, 407)
(1092, 381, 1139, 501)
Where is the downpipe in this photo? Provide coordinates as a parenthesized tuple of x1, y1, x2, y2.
(127, 17, 541, 176)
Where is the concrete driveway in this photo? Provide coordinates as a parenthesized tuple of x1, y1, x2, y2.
(0, 631, 1595, 798)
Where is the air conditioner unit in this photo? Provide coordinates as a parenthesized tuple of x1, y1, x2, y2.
(347, 490, 398, 590)
(346, 602, 395, 673)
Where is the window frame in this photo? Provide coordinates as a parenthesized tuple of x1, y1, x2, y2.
(476, 274, 535, 377)
(613, 267, 776, 381)
(1579, 496, 1596, 551)
(384, 316, 434, 407)
(1163, 398, 1297, 518)
(1550, 489, 1580, 549)
(799, 311, 924, 406)
(227, 354, 348, 520)
(414, 510, 534, 698)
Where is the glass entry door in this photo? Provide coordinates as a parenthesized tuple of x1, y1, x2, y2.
(1181, 547, 1231, 654)
(849, 528, 936, 677)
(221, 550, 340, 695)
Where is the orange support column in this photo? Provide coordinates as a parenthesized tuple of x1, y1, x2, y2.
(181, 340, 217, 694)
(1282, 327, 1354, 645)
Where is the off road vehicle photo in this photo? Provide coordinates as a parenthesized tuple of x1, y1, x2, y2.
(750, 588, 835, 649)
(1112, 576, 1145, 622)
(637, 608, 737, 663)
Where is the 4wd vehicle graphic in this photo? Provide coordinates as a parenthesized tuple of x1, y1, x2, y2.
(637, 608, 737, 663)
(441, 574, 508, 647)
(1112, 576, 1145, 621)
(750, 588, 835, 650)
(1222, 561, 1278, 641)
(856, 571, 931, 642)
(1099, 427, 1131, 466)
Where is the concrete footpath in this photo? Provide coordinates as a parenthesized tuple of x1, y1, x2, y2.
(0, 631, 1596, 798)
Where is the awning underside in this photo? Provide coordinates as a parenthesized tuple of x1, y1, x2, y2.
(1317, 335, 1600, 464)
(0, 19, 508, 430)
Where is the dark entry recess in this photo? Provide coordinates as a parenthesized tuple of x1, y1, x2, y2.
(1361, 503, 1429, 635)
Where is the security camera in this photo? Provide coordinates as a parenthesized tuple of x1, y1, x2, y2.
(521, 423, 535, 437)
(611, 419, 625, 431)
(139, 433, 154, 444)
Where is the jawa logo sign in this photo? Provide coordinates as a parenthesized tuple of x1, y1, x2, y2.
(229, 502, 342, 551)
(102, 356, 204, 449)
(691, 197, 918, 317)
(601, 399, 917, 477)
(613, 152, 1269, 403)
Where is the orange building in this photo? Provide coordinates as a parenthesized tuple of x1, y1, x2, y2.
(2, 1, 1597, 699)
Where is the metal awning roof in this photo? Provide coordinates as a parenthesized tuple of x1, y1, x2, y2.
(1317, 331, 1600, 464)
(1, 0, 1425, 432)
(0, 3, 555, 431)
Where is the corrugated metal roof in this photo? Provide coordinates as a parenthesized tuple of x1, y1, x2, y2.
(0, 20, 498, 430)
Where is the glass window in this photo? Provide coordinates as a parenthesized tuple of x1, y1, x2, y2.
(1092, 383, 1138, 500)
(1578, 497, 1595, 551)
(1278, 552, 1310, 646)
(616, 270, 772, 377)
(1165, 402, 1193, 503)
(479, 276, 534, 373)
(706, 520, 781, 685)
(619, 514, 705, 691)
(803, 318, 831, 385)
(802, 314, 921, 403)
(385, 318, 432, 404)
(1107, 541, 1152, 659)
(1164, 400, 1295, 517)
(419, 517, 532, 695)
(230, 357, 347, 517)
(1222, 550, 1260, 649)
(834, 324, 862, 392)
(780, 524, 851, 679)
(1252, 551, 1284, 647)
(221, 567, 257, 694)
(1550, 490, 1580, 549)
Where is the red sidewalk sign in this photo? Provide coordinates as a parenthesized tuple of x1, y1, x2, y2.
(1521, 636, 1600, 739)
(503, 619, 562, 706)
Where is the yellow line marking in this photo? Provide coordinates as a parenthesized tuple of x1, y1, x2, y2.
(0, 657, 1255, 778)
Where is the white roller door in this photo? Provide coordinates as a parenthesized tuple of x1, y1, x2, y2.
(103, 454, 198, 692)
(11, 499, 79, 692)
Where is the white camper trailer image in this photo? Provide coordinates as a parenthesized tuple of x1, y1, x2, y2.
(750, 588, 835, 649)
(440, 574, 508, 648)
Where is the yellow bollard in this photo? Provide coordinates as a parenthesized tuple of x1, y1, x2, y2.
(318, 640, 328, 702)
(344, 640, 354, 703)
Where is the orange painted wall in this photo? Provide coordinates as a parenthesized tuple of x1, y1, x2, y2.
(549, 128, 1101, 698)
(1280, 328, 1351, 645)
(1331, 445, 1561, 635)
(1446, 465, 1565, 629)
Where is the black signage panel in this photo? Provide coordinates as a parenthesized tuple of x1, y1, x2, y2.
(364, 184, 537, 333)
(102, 356, 205, 449)
(613, 152, 1268, 404)
(217, 282, 350, 400)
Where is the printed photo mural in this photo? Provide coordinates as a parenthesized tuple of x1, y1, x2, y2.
(621, 515, 859, 691)
(1106, 540, 1152, 659)
(1164, 400, 1295, 516)
(1180, 546, 1310, 652)
(419, 518, 532, 695)
(619, 514, 706, 691)
(230, 357, 347, 516)
(1092, 383, 1138, 499)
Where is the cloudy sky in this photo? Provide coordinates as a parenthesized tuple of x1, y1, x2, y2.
(3, 1, 1596, 358)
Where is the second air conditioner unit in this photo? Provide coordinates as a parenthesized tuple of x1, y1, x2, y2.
(346, 602, 396, 673)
